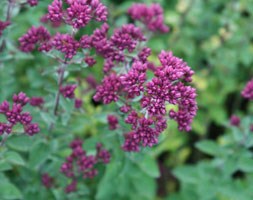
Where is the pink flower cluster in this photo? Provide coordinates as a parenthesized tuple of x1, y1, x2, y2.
(20, 0, 107, 59)
(19, 2, 196, 153)
(94, 51, 197, 151)
(75, 23, 145, 72)
(19, 26, 51, 52)
(20, 3, 151, 62)
(0, 20, 10, 36)
(107, 115, 118, 130)
(241, 79, 253, 100)
(59, 84, 83, 108)
(61, 139, 110, 193)
(41, 173, 54, 189)
(128, 3, 169, 33)
(52, 33, 79, 59)
(0, 92, 40, 136)
(29, 97, 44, 107)
(46, 0, 108, 29)
(60, 84, 77, 99)
(27, 0, 38, 7)
(123, 113, 167, 152)
(230, 115, 240, 127)
(19, 27, 81, 59)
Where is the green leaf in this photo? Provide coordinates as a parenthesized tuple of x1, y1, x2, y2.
(0, 160, 12, 172)
(135, 154, 160, 178)
(96, 161, 121, 200)
(195, 140, 222, 156)
(29, 142, 51, 169)
(131, 171, 156, 200)
(238, 157, 253, 172)
(6, 135, 33, 152)
(4, 151, 25, 166)
(0, 182, 22, 200)
(40, 112, 56, 127)
(173, 166, 198, 184)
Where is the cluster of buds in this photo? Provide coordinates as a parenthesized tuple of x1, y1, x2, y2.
(128, 3, 169, 33)
(19, 0, 107, 59)
(0, 20, 10, 36)
(242, 79, 253, 100)
(87, 4, 197, 152)
(27, 0, 38, 7)
(229, 79, 253, 131)
(46, 0, 107, 29)
(19, 1, 197, 153)
(0, 92, 40, 136)
(59, 84, 83, 108)
(41, 173, 54, 189)
(29, 96, 45, 107)
(94, 50, 197, 152)
(107, 115, 118, 130)
(60, 139, 110, 193)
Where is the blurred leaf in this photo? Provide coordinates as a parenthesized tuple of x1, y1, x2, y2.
(195, 140, 222, 156)
(238, 157, 253, 173)
(29, 141, 51, 169)
(6, 135, 33, 152)
(0, 160, 12, 172)
(0, 182, 22, 200)
(135, 154, 160, 178)
(4, 151, 25, 166)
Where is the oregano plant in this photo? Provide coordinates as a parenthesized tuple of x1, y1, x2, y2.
(0, 0, 199, 199)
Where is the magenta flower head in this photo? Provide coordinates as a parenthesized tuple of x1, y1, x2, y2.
(29, 97, 44, 107)
(0, 20, 10, 36)
(141, 51, 197, 132)
(19, 26, 51, 52)
(93, 74, 122, 104)
(96, 143, 111, 164)
(0, 92, 40, 136)
(65, 180, 77, 193)
(60, 84, 77, 99)
(13, 92, 30, 106)
(91, 0, 108, 22)
(74, 98, 83, 109)
(47, 0, 63, 23)
(111, 24, 146, 53)
(84, 56, 96, 67)
(85, 75, 97, 89)
(41, 173, 54, 189)
(107, 115, 118, 130)
(51, 33, 79, 59)
(66, 1, 92, 29)
(120, 61, 147, 99)
(242, 79, 253, 100)
(123, 114, 165, 151)
(94, 49, 197, 152)
(230, 115, 240, 127)
(27, 0, 38, 6)
(46, 0, 108, 29)
(61, 139, 110, 193)
(128, 3, 169, 33)
(250, 124, 253, 132)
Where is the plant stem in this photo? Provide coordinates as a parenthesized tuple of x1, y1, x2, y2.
(6, 0, 13, 21)
(53, 64, 66, 116)
(0, 133, 8, 147)
(0, 0, 14, 52)
(48, 59, 68, 132)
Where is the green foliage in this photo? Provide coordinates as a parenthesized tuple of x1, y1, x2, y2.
(169, 117, 253, 200)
